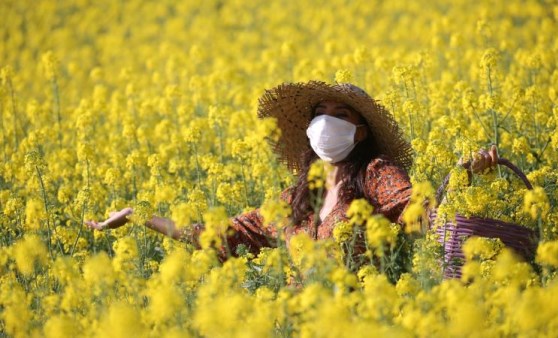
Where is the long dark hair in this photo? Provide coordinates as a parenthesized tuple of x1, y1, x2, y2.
(290, 119, 381, 226)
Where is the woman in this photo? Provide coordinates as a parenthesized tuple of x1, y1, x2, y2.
(86, 81, 498, 258)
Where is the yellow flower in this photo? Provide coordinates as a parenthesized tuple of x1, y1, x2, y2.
(447, 166, 469, 191)
(158, 248, 191, 284)
(103, 168, 120, 186)
(392, 65, 418, 85)
(41, 50, 59, 79)
(395, 273, 420, 297)
(112, 237, 138, 272)
(43, 314, 79, 338)
(536, 241, 558, 267)
(0, 283, 32, 336)
(146, 281, 185, 326)
(25, 198, 46, 230)
(357, 265, 378, 282)
(82, 252, 116, 288)
(332, 221, 353, 244)
(171, 202, 196, 230)
(188, 187, 208, 215)
(346, 199, 374, 226)
(512, 137, 530, 156)
(334, 69, 353, 83)
(491, 248, 535, 287)
(462, 236, 503, 261)
(12, 234, 48, 276)
(200, 206, 230, 250)
(288, 233, 315, 269)
(260, 199, 292, 230)
(480, 48, 499, 70)
(307, 159, 333, 190)
(0, 65, 14, 85)
(129, 200, 153, 225)
(24, 149, 47, 176)
(365, 215, 399, 253)
(76, 142, 93, 162)
(523, 186, 550, 220)
(402, 202, 424, 233)
(96, 302, 147, 338)
(330, 267, 358, 292)
(402, 181, 434, 233)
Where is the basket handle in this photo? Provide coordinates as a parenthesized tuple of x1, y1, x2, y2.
(435, 158, 533, 204)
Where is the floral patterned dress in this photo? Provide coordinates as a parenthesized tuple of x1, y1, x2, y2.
(186, 155, 412, 258)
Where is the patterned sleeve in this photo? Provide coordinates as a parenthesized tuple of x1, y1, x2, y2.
(364, 156, 412, 225)
(182, 187, 293, 260)
(227, 209, 276, 256)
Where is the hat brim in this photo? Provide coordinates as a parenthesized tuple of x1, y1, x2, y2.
(257, 81, 413, 172)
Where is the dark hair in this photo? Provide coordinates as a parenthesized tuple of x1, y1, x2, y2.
(290, 110, 381, 225)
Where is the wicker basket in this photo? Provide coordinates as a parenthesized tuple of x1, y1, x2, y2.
(429, 158, 539, 279)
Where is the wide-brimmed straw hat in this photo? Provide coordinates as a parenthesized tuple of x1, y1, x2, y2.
(257, 80, 413, 171)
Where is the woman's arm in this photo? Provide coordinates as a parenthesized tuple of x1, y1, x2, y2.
(85, 208, 184, 240)
(361, 146, 500, 229)
(86, 204, 282, 257)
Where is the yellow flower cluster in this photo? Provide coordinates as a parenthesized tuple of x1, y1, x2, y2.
(307, 159, 333, 190)
(346, 199, 399, 255)
(0, 0, 557, 336)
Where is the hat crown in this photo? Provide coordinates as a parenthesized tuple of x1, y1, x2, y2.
(334, 83, 370, 98)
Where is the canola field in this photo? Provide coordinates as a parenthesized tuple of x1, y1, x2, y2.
(1, 0, 558, 336)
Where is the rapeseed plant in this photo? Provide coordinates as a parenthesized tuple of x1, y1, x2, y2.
(1, 0, 557, 336)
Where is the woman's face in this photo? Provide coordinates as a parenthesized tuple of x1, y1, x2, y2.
(313, 100, 368, 142)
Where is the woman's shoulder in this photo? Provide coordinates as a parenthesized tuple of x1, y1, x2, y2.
(365, 154, 411, 181)
(366, 154, 405, 170)
(364, 154, 412, 203)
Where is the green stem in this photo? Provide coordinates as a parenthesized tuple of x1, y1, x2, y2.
(486, 66, 502, 178)
(71, 160, 90, 256)
(36, 166, 53, 257)
(411, 79, 418, 101)
(403, 82, 409, 99)
(533, 101, 542, 154)
(346, 226, 360, 271)
(380, 242, 385, 274)
(8, 77, 18, 151)
(86, 158, 91, 189)
(0, 99, 6, 162)
(193, 143, 201, 187)
(537, 213, 543, 242)
(276, 239, 287, 288)
(470, 104, 491, 139)
(311, 186, 324, 239)
(52, 77, 62, 146)
(499, 94, 519, 126)
(240, 162, 250, 207)
(486, 67, 498, 146)
(142, 217, 148, 277)
(70, 204, 85, 256)
(408, 104, 415, 141)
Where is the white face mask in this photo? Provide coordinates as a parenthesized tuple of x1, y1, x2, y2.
(306, 115, 364, 163)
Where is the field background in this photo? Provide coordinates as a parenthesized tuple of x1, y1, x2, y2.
(1, 0, 558, 336)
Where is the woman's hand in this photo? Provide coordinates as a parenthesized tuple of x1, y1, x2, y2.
(459, 144, 499, 173)
(85, 207, 134, 230)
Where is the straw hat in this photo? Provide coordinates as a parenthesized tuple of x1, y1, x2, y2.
(257, 80, 413, 171)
